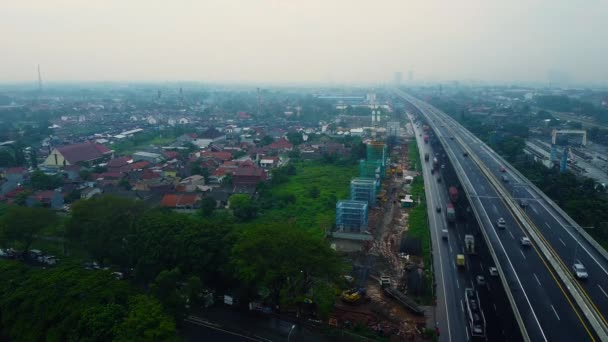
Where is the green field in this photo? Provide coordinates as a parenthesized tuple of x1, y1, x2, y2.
(253, 162, 358, 237)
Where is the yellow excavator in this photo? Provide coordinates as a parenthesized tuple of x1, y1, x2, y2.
(341, 288, 366, 304)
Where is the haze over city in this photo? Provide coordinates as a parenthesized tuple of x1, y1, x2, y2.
(2, 0, 607, 85)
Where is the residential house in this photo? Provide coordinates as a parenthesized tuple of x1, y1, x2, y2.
(259, 156, 281, 169)
(200, 127, 226, 142)
(267, 138, 293, 153)
(233, 162, 267, 187)
(161, 193, 202, 209)
(81, 187, 103, 199)
(177, 175, 205, 192)
(133, 152, 164, 164)
(26, 190, 64, 209)
(107, 157, 132, 173)
(42, 142, 113, 167)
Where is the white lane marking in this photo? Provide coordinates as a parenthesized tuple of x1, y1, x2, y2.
(461, 300, 465, 313)
(493, 303, 497, 312)
(480, 262, 484, 271)
(508, 230, 515, 239)
(550, 305, 561, 320)
(520, 250, 527, 260)
(408, 100, 547, 341)
(534, 189, 608, 277)
(559, 238, 566, 247)
(532, 206, 539, 214)
(456, 278, 460, 289)
(544, 222, 551, 229)
(466, 327, 470, 341)
(449, 245, 453, 253)
(598, 284, 608, 299)
(480, 184, 485, 191)
(492, 204, 498, 213)
(534, 273, 542, 286)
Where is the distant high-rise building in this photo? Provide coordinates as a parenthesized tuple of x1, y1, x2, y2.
(394, 72, 402, 85)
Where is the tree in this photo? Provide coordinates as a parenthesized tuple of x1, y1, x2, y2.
(231, 223, 346, 310)
(75, 304, 126, 342)
(286, 132, 304, 146)
(114, 295, 178, 342)
(31, 169, 62, 190)
(0, 206, 57, 252)
(150, 268, 184, 318)
(191, 163, 202, 176)
(79, 169, 92, 181)
(260, 135, 274, 146)
(200, 197, 216, 217)
(229, 194, 257, 221)
(66, 196, 147, 266)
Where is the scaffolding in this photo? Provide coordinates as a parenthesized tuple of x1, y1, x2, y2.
(359, 159, 385, 181)
(367, 141, 387, 166)
(336, 200, 368, 232)
(350, 178, 377, 207)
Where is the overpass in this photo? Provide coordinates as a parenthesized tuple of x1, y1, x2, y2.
(393, 89, 608, 342)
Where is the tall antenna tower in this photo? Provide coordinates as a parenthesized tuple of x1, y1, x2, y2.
(37, 65, 43, 92)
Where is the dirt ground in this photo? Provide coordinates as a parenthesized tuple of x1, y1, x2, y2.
(330, 141, 429, 341)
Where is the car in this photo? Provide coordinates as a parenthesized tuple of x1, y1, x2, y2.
(436, 205, 442, 213)
(442, 229, 448, 240)
(499, 166, 506, 173)
(520, 237, 532, 246)
(450, 136, 454, 140)
(463, 152, 469, 157)
(437, 177, 442, 183)
(572, 261, 588, 279)
(441, 164, 445, 169)
(489, 267, 499, 276)
(501, 175, 509, 183)
(519, 200, 528, 208)
(496, 217, 506, 229)
(476, 275, 486, 286)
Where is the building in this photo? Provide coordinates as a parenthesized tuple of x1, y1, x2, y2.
(161, 193, 201, 209)
(43, 142, 113, 167)
(335, 200, 368, 232)
(394, 72, 402, 85)
(132, 152, 164, 164)
(233, 162, 267, 187)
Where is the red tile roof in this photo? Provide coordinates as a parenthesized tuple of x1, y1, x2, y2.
(58, 142, 112, 164)
(161, 193, 200, 207)
(130, 161, 151, 170)
(107, 156, 131, 168)
(163, 151, 179, 160)
(268, 138, 293, 150)
(201, 151, 232, 162)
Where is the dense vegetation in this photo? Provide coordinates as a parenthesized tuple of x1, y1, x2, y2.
(0, 161, 353, 339)
(0, 260, 177, 341)
(255, 162, 357, 237)
(535, 95, 608, 124)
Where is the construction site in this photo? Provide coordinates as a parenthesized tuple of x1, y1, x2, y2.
(329, 129, 435, 341)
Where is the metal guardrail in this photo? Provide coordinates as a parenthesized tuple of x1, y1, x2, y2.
(411, 95, 608, 340)
(446, 115, 608, 264)
(401, 93, 531, 341)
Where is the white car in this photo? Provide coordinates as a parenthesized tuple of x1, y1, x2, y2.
(496, 217, 506, 229)
(572, 261, 588, 279)
(520, 237, 532, 246)
(489, 267, 499, 276)
(476, 275, 486, 286)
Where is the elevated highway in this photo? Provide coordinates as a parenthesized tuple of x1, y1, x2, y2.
(394, 89, 608, 342)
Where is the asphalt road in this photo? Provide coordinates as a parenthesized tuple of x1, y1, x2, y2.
(396, 89, 599, 342)
(453, 118, 608, 330)
(411, 117, 519, 342)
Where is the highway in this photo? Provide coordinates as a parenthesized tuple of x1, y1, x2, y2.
(411, 118, 519, 342)
(395, 89, 601, 341)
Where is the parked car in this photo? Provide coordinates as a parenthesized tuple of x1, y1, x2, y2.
(572, 261, 588, 279)
(496, 217, 506, 229)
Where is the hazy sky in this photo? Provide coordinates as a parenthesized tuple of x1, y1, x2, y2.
(2, 0, 607, 84)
